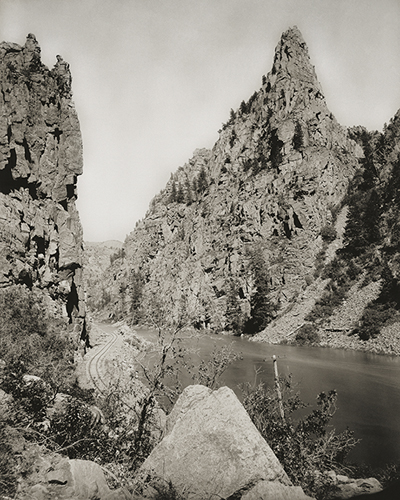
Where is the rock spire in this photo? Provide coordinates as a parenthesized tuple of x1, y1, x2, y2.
(88, 27, 362, 332)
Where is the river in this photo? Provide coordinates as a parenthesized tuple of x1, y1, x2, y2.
(127, 326, 400, 468)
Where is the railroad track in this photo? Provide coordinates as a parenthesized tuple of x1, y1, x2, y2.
(85, 324, 146, 414)
(86, 328, 119, 393)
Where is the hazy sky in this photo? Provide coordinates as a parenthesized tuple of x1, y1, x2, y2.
(1, 0, 399, 242)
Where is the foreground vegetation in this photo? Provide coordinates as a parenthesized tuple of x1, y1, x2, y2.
(1, 286, 400, 499)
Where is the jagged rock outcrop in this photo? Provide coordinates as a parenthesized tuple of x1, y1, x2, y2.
(0, 34, 85, 336)
(100, 27, 362, 330)
(135, 385, 313, 500)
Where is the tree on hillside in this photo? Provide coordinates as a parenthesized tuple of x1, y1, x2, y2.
(192, 177, 198, 200)
(240, 100, 248, 115)
(176, 183, 185, 204)
(169, 180, 177, 203)
(244, 247, 275, 334)
(197, 166, 208, 194)
(343, 187, 382, 256)
(185, 177, 193, 205)
(225, 280, 245, 334)
(130, 270, 145, 324)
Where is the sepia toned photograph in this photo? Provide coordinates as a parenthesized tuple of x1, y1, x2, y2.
(0, 1, 400, 499)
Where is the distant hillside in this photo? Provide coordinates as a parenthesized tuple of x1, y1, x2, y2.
(83, 240, 123, 314)
(85, 240, 123, 249)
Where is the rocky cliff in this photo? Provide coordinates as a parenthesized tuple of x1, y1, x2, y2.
(97, 27, 362, 331)
(0, 34, 85, 336)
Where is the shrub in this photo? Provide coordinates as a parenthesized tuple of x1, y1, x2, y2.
(295, 324, 320, 346)
(313, 249, 327, 278)
(0, 286, 75, 392)
(0, 424, 19, 496)
(242, 379, 359, 499)
(321, 224, 337, 243)
(191, 343, 240, 389)
(50, 397, 104, 459)
(353, 303, 398, 340)
(0, 423, 37, 497)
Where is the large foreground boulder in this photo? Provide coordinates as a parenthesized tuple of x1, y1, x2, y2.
(134, 385, 313, 499)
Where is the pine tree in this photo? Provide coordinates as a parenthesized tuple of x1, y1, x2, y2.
(197, 167, 208, 194)
(185, 177, 193, 205)
(176, 183, 185, 204)
(192, 177, 198, 201)
(131, 271, 144, 324)
(225, 281, 244, 334)
(245, 247, 275, 334)
(170, 180, 177, 203)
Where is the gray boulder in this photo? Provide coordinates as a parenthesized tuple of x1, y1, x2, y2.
(325, 475, 382, 499)
(134, 384, 313, 499)
(21, 455, 130, 500)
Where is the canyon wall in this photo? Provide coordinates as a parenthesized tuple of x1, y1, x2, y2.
(98, 27, 362, 330)
(0, 34, 85, 337)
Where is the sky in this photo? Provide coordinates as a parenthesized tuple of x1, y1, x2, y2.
(0, 0, 399, 242)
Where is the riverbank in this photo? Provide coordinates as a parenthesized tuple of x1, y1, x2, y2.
(253, 321, 400, 356)
(252, 275, 400, 356)
(317, 321, 400, 356)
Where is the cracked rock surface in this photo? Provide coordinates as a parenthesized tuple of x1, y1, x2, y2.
(135, 385, 313, 500)
(0, 34, 85, 335)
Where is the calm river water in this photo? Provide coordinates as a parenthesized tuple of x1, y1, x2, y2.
(130, 326, 400, 467)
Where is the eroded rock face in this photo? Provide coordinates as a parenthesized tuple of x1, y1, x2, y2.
(101, 27, 362, 329)
(0, 34, 85, 336)
(135, 385, 313, 500)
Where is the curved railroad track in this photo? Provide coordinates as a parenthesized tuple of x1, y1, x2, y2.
(86, 327, 119, 393)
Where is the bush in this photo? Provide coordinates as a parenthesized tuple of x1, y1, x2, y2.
(0, 423, 37, 497)
(0, 286, 75, 394)
(354, 303, 398, 340)
(321, 224, 337, 243)
(191, 343, 240, 389)
(295, 324, 320, 346)
(242, 379, 359, 499)
(50, 397, 106, 460)
(0, 424, 19, 496)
